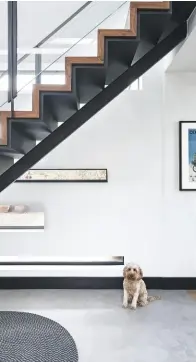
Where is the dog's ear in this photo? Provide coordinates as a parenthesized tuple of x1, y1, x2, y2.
(123, 266, 127, 278)
(138, 267, 143, 280)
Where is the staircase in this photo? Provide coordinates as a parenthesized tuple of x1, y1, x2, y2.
(0, 1, 195, 192)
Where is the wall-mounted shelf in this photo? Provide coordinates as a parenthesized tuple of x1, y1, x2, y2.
(0, 212, 44, 231)
(0, 256, 124, 265)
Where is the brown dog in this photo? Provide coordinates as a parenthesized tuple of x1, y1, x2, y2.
(123, 263, 160, 310)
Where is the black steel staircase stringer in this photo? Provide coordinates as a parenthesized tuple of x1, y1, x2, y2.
(0, 21, 187, 193)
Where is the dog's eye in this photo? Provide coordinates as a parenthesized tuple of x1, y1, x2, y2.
(133, 268, 136, 272)
(127, 268, 131, 271)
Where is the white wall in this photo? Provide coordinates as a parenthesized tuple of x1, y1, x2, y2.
(166, 9, 196, 72)
(162, 72, 196, 277)
(0, 61, 196, 278)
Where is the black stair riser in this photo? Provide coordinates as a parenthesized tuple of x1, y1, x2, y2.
(1, 117, 50, 154)
(72, 64, 105, 104)
(0, 156, 14, 176)
(171, 1, 196, 23)
(0, 121, 35, 157)
(42, 92, 79, 122)
(40, 92, 58, 131)
(10, 123, 36, 155)
(14, 122, 52, 142)
(0, 22, 187, 192)
(137, 11, 172, 44)
(106, 38, 139, 85)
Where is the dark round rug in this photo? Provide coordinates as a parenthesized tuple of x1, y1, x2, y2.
(0, 311, 78, 362)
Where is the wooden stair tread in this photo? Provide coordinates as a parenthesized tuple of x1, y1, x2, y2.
(131, 1, 170, 9)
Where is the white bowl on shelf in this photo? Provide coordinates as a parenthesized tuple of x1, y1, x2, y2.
(12, 205, 28, 213)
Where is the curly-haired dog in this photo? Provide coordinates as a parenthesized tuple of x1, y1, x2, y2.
(122, 263, 161, 310)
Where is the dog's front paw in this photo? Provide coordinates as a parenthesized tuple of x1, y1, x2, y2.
(130, 304, 136, 310)
(122, 302, 128, 308)
(138, 301, 148, 307)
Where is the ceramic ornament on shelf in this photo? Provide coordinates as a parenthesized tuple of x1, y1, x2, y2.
(0, 205, 28, 213)
(0, 205, 10, 213)
(11, 205, 28, 213)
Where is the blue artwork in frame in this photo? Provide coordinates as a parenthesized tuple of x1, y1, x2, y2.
(179, 122, 196, 190)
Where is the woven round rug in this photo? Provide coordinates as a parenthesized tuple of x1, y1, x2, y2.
(0, 311, 78, 362)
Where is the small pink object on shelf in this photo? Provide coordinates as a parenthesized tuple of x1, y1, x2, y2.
(0, 205, 10, 213)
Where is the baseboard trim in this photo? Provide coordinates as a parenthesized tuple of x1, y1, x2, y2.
(0, 277, 196, 290)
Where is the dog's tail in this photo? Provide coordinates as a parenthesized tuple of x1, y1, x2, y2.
(147, 295, 161, 302)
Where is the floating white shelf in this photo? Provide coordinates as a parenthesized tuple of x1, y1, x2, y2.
(0, 212, 44, 231)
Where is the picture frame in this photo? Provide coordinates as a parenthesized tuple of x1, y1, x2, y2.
(15, 169, 108, 183)
(179, 121, 196, 191)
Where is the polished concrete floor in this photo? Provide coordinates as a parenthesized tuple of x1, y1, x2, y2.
(0, 289, 195, 362)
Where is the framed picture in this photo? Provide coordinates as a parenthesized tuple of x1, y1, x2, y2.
(179, 121, 196, 191)
(16, 169, 108, 183)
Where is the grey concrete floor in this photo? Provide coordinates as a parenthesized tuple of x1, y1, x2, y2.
(0, 289, 195, 362)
